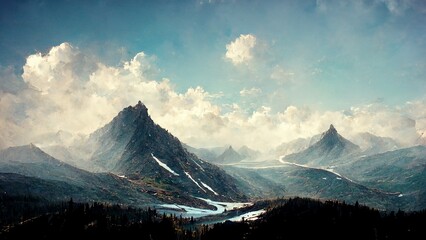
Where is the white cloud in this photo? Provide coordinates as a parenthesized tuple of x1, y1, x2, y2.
(0, 42, 424, 152)
(123, 52, 158, 77)
(225, 34, 257, 65)
(0, 43, 225, 149)
(240, 87, 262, 97)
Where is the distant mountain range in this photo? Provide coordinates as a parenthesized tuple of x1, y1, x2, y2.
(335, 145, 426, 210)
(274, 128, 401, 160)
(1, 101, 425, 212)
(223, 124, 426, 211)
(223, 164, 407, 210)
(184, 144, 261, 164)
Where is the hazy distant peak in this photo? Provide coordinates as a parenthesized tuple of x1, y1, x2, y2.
(284, 124, 360, 166)
(223, 145, 238, 155)
(321, 124, 337, 138)
(319, 124, 343, 145)
(216, 145, 244, 164)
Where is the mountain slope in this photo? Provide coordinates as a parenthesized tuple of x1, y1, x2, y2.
(87, 103, 145, 172)
(351, 132, 400, 155)
(284, 124, 361, 167)
(274, 134, 321, 158)
(335, 146, 426, 210)
(88, 101, 246, 202)
(223, 164, 414, 210)
(0, 144, 160, 206)
(238, 145, 261, 160)
(0, 173, 83, 201)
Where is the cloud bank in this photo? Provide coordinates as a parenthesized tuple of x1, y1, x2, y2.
(0, 43, 424, 151)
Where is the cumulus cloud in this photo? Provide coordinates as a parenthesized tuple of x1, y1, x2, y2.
(0, 43, 225, 149)
(225, 34, 257, 65)
(0, 42, 424, 151)
(240, 87, 262, 97)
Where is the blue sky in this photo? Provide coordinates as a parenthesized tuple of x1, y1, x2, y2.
(1, 0, 426, 149)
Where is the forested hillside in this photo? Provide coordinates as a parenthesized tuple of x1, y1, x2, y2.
(1, 196, 425, 240)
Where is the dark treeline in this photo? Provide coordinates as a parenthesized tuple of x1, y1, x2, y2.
(0, 195, 197, 240)
(203, 197, 426, 240)
(0, 194, 64, 227)
(1, 195, 426, 240)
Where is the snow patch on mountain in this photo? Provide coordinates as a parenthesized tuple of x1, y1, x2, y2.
(191, 158, 205, 172)
(151, 153, 179, 176)
(184, 171, 206, 192)
(200, 181, 219, 195)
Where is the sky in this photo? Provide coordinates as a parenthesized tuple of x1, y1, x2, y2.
(0, 0, 426, 151)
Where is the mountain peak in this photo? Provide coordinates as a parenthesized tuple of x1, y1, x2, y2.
(225, 145, 237, 153)
(327, 124, 337, 134)
(116, 101, 150, 125)
(135, 100, 145, 108)
(321, 124, 338, 140)
(128, 100, 148, 115)
(216, 145, 244, 164)
(321, 124, 345, 143)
